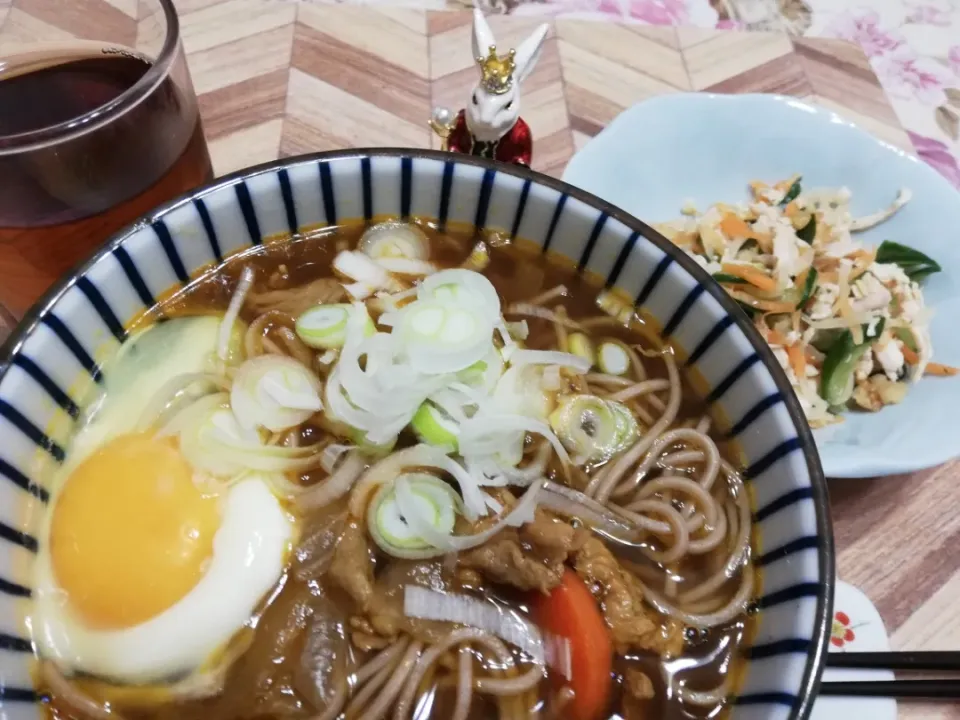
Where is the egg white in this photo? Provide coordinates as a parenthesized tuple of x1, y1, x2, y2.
(31, 476, 292, 684)
(68, 316, 227, 470)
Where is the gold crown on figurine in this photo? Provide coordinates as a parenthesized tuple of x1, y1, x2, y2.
(476, 45, 516, 95)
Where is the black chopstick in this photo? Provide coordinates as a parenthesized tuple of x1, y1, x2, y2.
(827, 651, 960, 672)
(820, 680, 960, 699)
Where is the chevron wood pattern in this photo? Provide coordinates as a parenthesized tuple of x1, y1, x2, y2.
(0, 2, 913, 176)
(171, 5, 911, 176)
(2, 8, 953, 720)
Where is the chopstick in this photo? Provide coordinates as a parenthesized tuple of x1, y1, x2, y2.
(820, 680, 960, 699)
(821, 652, 960, 699)
(827, 651, 960, 672)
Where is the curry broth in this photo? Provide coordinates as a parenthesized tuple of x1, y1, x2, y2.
(42, 220, 754, 720)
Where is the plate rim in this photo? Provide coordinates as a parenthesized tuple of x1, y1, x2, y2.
(563, 91, 960, 479)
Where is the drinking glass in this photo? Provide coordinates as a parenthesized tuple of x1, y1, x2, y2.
(0, 0, 213, 318)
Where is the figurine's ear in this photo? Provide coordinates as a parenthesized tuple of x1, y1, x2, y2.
(471, 9, 496, 61)
(513, 23, 549, 84)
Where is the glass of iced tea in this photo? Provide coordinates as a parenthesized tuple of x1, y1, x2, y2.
(0, 0, 213, 319)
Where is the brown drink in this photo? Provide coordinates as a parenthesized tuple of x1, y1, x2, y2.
(0, 22, 213, 319)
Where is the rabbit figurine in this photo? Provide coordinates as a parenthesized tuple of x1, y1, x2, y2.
(433, 10, 548, 166)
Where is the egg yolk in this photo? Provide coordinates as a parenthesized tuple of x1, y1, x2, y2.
(49, 433, 220, 629)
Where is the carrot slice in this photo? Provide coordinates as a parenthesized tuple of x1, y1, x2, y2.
(926, 362, 959, 376)
(718, 214, 753, 239)
(786, 344, 806, 379)
(767, 329, 788, 345)
(531, 569, 613, 720)
(720, 262, 777, 293)
(899, 346, 958, 376)
(718, 212, 773, 248)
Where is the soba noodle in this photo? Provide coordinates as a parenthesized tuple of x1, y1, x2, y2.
(35, 219, 756, 720)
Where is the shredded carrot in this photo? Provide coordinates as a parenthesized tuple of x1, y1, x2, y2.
(718, 213, 773, 248)
(719, 214, 753, 238)
(791, 311, 801, 335)
(900, 346, 959, 375)
(786, 344, 806, 379)
(926, 362, 959, 377)
(720, 262, 777, 292)
(767, 329, 788, 345)
(783, 200, 800, 217)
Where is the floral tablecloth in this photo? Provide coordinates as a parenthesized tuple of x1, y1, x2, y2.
(460, 0, 960, 188)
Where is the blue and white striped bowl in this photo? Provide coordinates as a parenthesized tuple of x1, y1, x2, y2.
(0, 149, 832, 719)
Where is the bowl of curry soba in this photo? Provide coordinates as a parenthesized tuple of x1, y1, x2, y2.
(0, 149, 833, 720)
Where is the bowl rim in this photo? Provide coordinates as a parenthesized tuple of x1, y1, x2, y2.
(0, 147, 834, 718)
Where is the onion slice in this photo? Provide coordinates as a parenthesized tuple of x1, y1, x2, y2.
(231, 356, 323, 432)
(218, 267, 254, 362)
(375, 258, 437, 276)
(404, 585, 545, 662)
(298, 451, 368, 511)
(509, 349, 591, 374)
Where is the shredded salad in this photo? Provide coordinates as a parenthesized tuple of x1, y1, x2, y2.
(655, 176, 957, 427)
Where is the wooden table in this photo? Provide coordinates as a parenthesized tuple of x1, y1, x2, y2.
(2, 4, 958, 717)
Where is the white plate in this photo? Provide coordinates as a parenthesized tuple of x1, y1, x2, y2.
(563, 93, 960, 478)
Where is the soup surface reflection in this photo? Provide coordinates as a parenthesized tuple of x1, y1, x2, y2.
(34, 220, 755, 720)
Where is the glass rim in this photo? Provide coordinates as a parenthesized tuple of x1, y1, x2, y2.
(0, 0, 182, 156)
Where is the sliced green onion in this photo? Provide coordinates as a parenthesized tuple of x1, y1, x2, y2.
(231, 356, 323, 432)
(548, 394, 635, 463)
(359, 220, 429, 261)
(610, 400, 639, 444)
(418, 269, 502, 324)
(347, 426, 397, 455)
(400, 300, 492, 374)
(598, 341, 630, 375)
(457, 348, 504, 393)
(296, 305, 348, 349)
(411, 401, 460, 448)
(569, 333, 596, 367)
(368, 473, 459, 557)
(297, 304, 375, 349)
